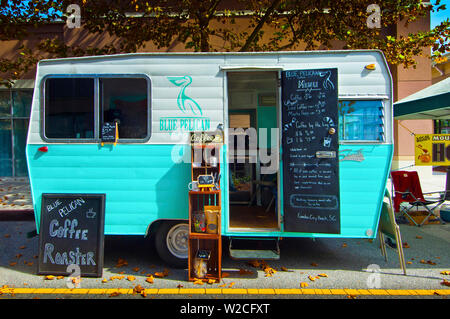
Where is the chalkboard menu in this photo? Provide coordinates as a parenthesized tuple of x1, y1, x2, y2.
(101, 122, 116, 143)
(38, 194, 106, 277)
(281, 68, 340, 234)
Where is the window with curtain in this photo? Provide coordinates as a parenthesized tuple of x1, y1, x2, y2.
(338, 100, 385, 142)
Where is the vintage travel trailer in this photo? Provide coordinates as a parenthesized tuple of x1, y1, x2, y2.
(27, 51, 393, 268)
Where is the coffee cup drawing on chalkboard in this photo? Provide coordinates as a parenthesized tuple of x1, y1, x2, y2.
(86, 208, 96, 219)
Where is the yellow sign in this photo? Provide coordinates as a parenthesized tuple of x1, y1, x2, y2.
(415, 134, 450, 166)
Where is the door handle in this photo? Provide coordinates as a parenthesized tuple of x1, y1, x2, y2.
(316, 151, 336, 158)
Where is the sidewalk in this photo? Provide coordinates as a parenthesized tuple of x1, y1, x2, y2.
(0, 177, 34, 220)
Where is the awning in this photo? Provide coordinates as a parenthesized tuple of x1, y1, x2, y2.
(393, 77, 450, 120)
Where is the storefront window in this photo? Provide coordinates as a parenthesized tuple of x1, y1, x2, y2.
(12, 90, 33, 118)
(0, 89, 32, 176)
(339, 100, 384, 141)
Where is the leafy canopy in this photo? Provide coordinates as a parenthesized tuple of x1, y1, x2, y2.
(0, 0, 448, 86)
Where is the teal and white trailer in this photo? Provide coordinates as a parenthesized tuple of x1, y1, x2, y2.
(26, 50, 393, 267)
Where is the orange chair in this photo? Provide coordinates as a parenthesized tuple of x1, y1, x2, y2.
(391, 171, 447, 226)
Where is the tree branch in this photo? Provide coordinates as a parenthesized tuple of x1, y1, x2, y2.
(239, 0, 282, 52)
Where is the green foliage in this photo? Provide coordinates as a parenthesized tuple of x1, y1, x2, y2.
(0, 0, 449, 85)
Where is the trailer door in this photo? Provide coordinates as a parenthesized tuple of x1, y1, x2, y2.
(280, 68, 340, 234)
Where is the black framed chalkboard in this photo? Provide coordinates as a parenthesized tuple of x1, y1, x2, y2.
(101, 122, 116, 143)
(38, 194, 106, 277)
(281, 68, 340, 234)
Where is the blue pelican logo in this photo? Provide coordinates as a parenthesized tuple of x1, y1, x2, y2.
(167, 76, 203, 116)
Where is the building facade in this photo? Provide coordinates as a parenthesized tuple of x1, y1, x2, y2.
(0, 13, 437, 181)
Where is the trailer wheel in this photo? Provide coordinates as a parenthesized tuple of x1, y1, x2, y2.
(154, 221, 189, 268)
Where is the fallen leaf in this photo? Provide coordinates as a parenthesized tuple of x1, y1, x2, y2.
(127, 275, 136, 281)
(228, 282, 235, 288)
(133, 267, 140, 272)
(177, 284, 184, 288)
(218, 283, 227, 288)
(15, 254, 22, 259)
(145, 276, 154, 284)
(207, 279, 216, 284)
(70, 277, 82, 286)
(311, 263, 318, 267)
(9, 262, 17, 267)
(56, 276, 64, 280)
(402, 242, 410, 248)
(154, 269, 170, 278)
(300, 282, 309, 288)
(44, 275, 55, 280)
(248, 260, 261, 268)
(133, 285, 145, 294)
(441, 279, 450, 287)
(406, 261, 412, 265)
(347, 295, 357, 299)
(415, 236, 423, 239)
(318, 273, 328, 277)
(281, 266, 292, 272)
(109, 292, 121, 297)
(115, 258, 128, 268)
(102, 278, 108, 283)
(193, 279, 204, 285)
(264, 267, 277, 277)
(221, 272, 230, 278)
(342, 243, 347, 248)
(440, 271, 450, 275)
(308, 275, 316, 281)
(4, 234, 10, 238)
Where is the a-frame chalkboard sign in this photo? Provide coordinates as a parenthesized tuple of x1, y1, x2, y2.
(38, 194, 106, 277)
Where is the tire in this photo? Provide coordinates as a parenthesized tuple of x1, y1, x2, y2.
(154, 221, 189, 268)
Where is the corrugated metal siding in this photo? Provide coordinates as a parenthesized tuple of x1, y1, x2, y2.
(27, 144, 191, 235)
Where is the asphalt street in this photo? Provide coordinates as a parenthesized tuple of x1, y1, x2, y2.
(0, 177, 449, 301)
(0, 218, 449, 299)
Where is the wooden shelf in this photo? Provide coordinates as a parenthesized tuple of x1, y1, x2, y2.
(188, 133, 222, 282)
(189, 190, 220, 195)
(188, 232, 221, 239)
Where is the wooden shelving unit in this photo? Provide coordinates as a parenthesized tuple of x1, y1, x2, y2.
(188, 132, 222, 282)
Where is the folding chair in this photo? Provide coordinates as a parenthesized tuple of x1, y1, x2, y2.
(391, 171, 447, 226)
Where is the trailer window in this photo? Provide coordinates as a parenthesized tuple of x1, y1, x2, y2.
(44, 78, 95, 139)
(100, 78, 148, 140)
(338, 100, 384, 141)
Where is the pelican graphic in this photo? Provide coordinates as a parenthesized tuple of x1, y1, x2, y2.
(167, 76, 203, 115)
(319, 70, 335, 90)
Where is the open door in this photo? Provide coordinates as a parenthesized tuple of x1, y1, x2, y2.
(281, 69, 340, 234)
